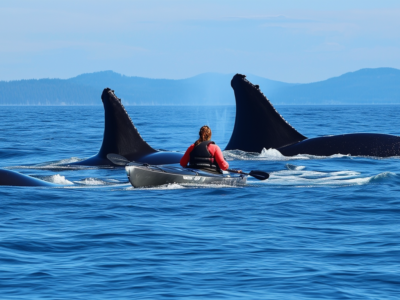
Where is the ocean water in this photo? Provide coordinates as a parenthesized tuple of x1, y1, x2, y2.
(1, 105, 400, 299)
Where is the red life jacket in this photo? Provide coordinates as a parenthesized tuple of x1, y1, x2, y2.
(188, 141, 221, 172)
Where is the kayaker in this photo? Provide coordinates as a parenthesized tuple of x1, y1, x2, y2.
(180, 125, 229, 173)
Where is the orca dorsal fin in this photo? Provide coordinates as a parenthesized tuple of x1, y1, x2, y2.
(225, 74, 307, 152)
(97, 88, 157, 161)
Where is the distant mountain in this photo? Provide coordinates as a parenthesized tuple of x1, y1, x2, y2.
(266, 68, 400, 104)
(68, 72, 294, 105)
(0, 71, 292, 105)
(0, 79, 99, 105)
(0, 68, 399, 105)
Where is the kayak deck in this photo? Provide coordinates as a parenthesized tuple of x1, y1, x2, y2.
(125, 163, 247, 188)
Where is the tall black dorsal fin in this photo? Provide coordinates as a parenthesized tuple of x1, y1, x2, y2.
(225, 74, 307, 152)
(97, 88, 157, 161)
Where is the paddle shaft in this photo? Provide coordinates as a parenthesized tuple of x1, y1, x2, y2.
(227, 169, 247, 175)
(227, 168, 269, 180)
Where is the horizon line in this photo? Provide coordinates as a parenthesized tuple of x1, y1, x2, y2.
(1, 67, 399, 85)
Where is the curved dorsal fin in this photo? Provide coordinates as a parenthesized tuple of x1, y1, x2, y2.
(97, 88, 157, 161)
(225, 74, 306, 152)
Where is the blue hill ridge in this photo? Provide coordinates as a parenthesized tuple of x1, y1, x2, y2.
(0, 68, 399, 105)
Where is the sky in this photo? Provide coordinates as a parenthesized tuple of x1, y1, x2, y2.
(1, 0, 400, 83)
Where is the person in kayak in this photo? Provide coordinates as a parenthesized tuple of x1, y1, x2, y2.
(180, 125, 229, 173)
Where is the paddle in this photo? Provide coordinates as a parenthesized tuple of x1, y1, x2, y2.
(227, 169, 270, 181)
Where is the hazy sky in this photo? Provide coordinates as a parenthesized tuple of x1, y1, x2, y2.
(1, 0, 400, 82)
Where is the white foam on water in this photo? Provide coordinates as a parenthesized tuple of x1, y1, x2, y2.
(222, 150, 258, 161)
(132, 183, 186, 190)
(286, 164, 306, 171)
(74, 178, 107, 186)
(223, 148, 352, 161)
(125, 182, 243, 190)
(252, 169, 394, 187)
(223, 148, 309, 161)
(370, 172, 397, 181)
(47, 174, 74, 185)
(259, 148, 289, 159)
(63, 183, 131, 189)
(183, 182, 243, 189)
(224, 148, 400, 161)
(107, 179, 121, 183)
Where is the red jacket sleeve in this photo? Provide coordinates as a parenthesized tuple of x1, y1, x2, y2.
(180, 144, 195, 167)
(208, 144, 229, 170)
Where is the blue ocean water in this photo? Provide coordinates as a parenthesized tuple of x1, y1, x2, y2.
(1, 105, 400, 299)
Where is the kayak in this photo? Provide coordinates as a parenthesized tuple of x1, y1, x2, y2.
(125, 162, 247, 188)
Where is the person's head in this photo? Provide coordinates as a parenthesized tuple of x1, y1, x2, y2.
(195, 125, 212, 146)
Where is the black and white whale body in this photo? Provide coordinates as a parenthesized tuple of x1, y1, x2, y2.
(226, 74, 400, 157)
(75, 88, 183, 166)
(0, 169, 57, 187)
(0, 88, 182, 185)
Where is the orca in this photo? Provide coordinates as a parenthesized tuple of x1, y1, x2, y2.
(225, 74, 400, 157)
(74, 88, 183, 166)
(0, 169, 57, 187)
(0, 87, 182, 185)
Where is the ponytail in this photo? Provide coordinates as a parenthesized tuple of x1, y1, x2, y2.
(194, 125, 212, 146)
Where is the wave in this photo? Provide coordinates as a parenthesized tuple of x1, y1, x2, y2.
(31, 169, 397, 189)
(223, 148, 352, 161)
(369, 172, 397, 183)
(251, 168, 398, 187)
(124, 181, 246, 190)
(42, 174, 74, 185)
(128, 183, 186, 190)
(74, 178, 109, 186)
(286, 164, 306, 171)
(32, 174, 131, 188)
(223, 148, 400, 161)
(36, 175, 122, 187)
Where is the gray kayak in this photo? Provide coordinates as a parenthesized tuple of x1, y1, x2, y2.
(125, 163, 247, 188)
